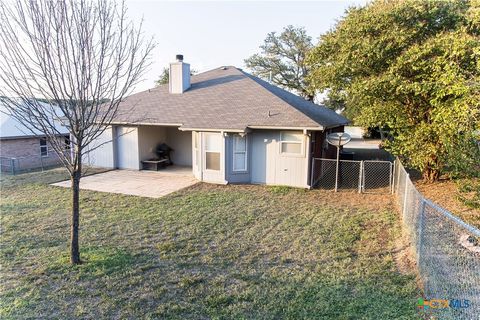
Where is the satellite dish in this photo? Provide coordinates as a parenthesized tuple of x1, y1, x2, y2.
(326, 132, 352, 193)
(326, 132, 351, 147)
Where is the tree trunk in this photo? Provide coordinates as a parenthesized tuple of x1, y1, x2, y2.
(70, 169, 81, 264)
(422, 167, 440, 182)
(422, 155, 441, 182)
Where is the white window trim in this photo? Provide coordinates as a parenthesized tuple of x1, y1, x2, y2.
(279, 131, 305, 157)
(232, 134, 248, 172)
(39, 138, 48, 157)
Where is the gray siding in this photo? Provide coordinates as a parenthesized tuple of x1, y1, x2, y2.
(250, 130, 310, 188)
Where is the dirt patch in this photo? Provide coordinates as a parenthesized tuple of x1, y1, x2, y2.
(184, 183, 396, 212)
(393, 231, 417, 275)
(415, 179, 480, 228)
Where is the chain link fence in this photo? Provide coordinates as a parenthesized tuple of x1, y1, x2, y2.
(394, 160, 480, 319)
(0, 148, 65, 174)
(311, 158, 393, 193)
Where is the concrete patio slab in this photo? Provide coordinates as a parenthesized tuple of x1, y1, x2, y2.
(51, 167, 197, 198)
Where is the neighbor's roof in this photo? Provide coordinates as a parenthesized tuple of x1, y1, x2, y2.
(112, 66, 349, 131)
(0, 100, 69, 139)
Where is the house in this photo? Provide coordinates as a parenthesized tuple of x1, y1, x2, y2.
(0, 100, 70, 173)
(85, 55, 348, 188)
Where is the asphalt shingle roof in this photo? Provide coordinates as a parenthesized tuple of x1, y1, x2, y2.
(113, 66, 349, 131)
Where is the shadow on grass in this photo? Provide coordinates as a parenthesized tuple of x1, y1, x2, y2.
(50, 246, 136, 278)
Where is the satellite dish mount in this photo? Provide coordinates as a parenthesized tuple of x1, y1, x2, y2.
(326, 132, 351, 192)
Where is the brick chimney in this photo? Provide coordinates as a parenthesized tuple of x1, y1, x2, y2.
(169, 54, 191, 94)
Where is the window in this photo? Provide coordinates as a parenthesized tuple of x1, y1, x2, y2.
(233, 134, 247, 172)
(64, 135, 71, 150)
(280, 131, 303, 155)
(39, 137, 48, 157)
(205, 133, 221, 171)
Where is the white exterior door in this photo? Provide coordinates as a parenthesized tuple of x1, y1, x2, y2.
(201, 132, 225, 183)
(116, 126, 139, 170)
(192, 131, 202, 179)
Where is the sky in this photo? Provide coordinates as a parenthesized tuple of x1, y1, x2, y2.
(126, 0, 366, 93)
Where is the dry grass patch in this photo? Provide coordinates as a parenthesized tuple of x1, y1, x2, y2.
(416, 178, 480, 228)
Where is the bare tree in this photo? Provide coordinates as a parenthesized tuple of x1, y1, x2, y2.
(0, 0, 155, 264)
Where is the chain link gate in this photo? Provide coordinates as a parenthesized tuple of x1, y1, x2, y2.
(311, 158, 393, 194)
(362, 160, 393, 193)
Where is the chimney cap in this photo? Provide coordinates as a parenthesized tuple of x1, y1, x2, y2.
(176, 54, 183, 62)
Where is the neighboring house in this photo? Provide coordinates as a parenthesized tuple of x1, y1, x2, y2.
(0, 101, 70, 173)
(85, 55, 349, 188)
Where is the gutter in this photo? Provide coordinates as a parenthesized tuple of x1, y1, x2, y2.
(247, 125, 324, 131)
(179, 127, 246, 133)
(109, 121, 183, 127)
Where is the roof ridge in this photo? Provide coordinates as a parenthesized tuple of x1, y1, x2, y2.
(127, 66, 239, 96)
(236, 69, 349, 128)
(237, 68, 311, 106)
(191, 65, 237, 77)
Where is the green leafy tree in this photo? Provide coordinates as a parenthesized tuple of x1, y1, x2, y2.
(156, 67, 170, 86)
(155, 67, 197, 86)
(245, 25, 315, 101)
(307, 0, 480, 181)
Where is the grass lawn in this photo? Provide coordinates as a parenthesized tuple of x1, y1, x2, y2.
(0, 169, 420, 319)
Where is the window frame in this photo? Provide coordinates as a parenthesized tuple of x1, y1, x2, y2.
(39, 137, 48, 157)
(232, 134, 248, 172)
(279, 131, 304, 157)
(64, 135, 71, 150)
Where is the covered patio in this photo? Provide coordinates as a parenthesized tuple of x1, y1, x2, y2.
(52, 166, 197, 198)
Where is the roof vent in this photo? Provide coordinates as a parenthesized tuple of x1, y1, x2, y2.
(221, 66, 227, 70)
(176, 54, 183, 62)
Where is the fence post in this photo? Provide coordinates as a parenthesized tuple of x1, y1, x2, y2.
(310, 158, 315, 188)
(358, 161, 363, 193)
(334, 147, 340, 192)
(417, 198, 426, 265)
(396, 160, 401, 194)
(390, 161, 394, 194)
(403, 173, 410, 219)
(10, 158, 15, 175)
